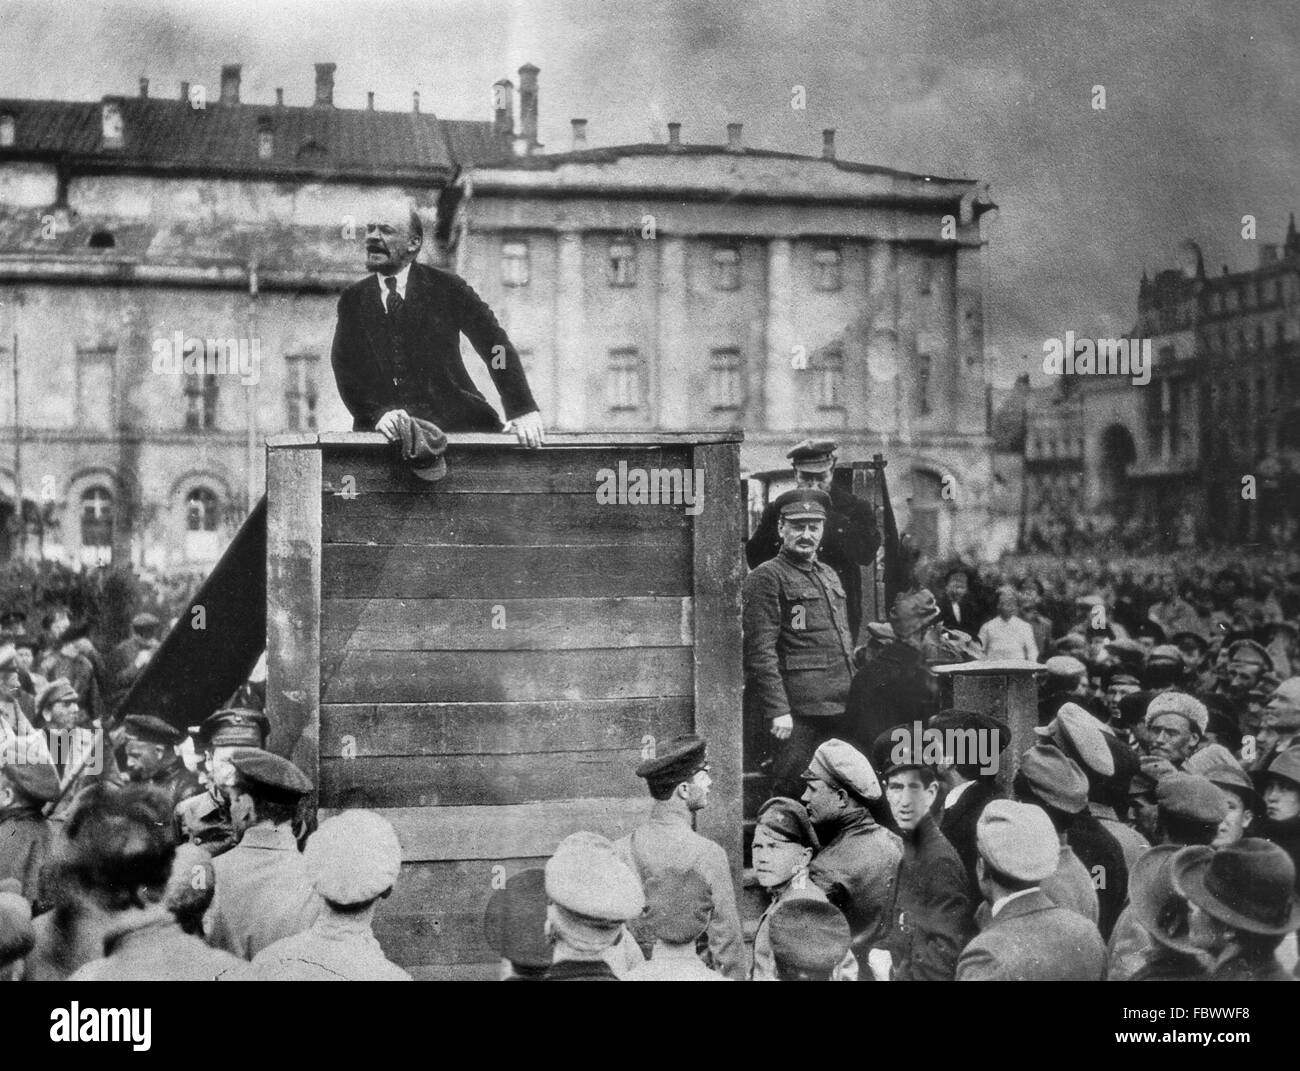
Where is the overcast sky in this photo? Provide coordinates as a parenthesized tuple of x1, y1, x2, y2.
(1, 0, 1296, 385)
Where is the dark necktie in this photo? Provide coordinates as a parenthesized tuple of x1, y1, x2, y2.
(385, 276, 403, 318)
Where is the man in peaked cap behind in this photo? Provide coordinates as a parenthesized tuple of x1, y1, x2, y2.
(767, 897, 853, 981)
(614, 733, 745, 979)
(484, 868, 551, 980)
(544, 831, 645, 981)
(204, 748, 319, 959)
(1217, 638, 1275, 737)
(800, 738, 902, 974)
(252, 809, 410, 980)
(746, 439, 880, 639)
(743, 488, 856, 799)
(177, 708, 270, 856)
(625, 867, 728, 981)
(956, 800, 1106, 981)
(122, 714, 203, 815)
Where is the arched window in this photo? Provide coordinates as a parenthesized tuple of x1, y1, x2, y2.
(80, 486, 113, 565)
(184, 487, 221, 561)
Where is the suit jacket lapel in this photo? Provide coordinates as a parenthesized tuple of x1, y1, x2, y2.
(359, 277, 394, 378)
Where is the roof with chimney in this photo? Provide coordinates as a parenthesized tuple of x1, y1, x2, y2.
(0, 96, 513, 180)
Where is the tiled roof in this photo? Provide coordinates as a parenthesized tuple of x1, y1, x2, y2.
(0, 96, 513, 178)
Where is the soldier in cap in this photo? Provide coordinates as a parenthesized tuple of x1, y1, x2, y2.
(746, 439, 880, 638)
(1143, 644, 1186, 691)
(955, 800, 1106, 981)
(204, 748, 320, 958)
(0, 742, 60, 902)
(766, 897, 853, 981)
(749, 796, 856, 981)
(1253, 677, 1300, 773)
(614, 733, 745, 979)
(484, 868, 551, 980)
(544, 831, 645, 981)
(1257, 747, 1300, 889)
(252, 809, 410, 980)
(871, 728, 975, 980)
(38, 619, 102, 723)
(6, 623, 48, 699)
(799, 738, 902, 973)
(104, 611, 163, 713)
(624, 868, 728, 981)
(34, 676, 120, 821)
(1217, 638, 1274, 736)
(743, 488, 856, 799)
(122, 714, 203, 814)
(176, 707, 270, 856)
(1171, 838, 1300, 981)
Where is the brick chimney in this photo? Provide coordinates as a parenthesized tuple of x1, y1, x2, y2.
(413, 90, 420, 113)
(570, 118, 588, 150)
(314, 63, 336, 107)
(220, 64, 241, 104)
(493, 79, 514, 137)
(518, 63, 539, 151)
(275, 87, 284, 107)
(667, 121, 682, 148)
(138, 77, 149, 99)
(367, 90, 374, 111)
(822, 128, 836, 160)
(726, 122, 743, 152)
(101, 100, 124, 149)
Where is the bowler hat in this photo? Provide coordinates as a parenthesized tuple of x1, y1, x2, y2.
(1172, 838, 1300, 936)
(1128, 845, 1204, 958)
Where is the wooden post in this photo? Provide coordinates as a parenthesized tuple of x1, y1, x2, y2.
(849, 455, 889, 633)
(931, 660, 1043, 792)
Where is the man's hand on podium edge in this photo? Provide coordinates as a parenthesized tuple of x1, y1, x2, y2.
(504, 410, 545, 449)
(375, 409, 410, 442)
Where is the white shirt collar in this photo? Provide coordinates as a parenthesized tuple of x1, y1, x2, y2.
(376, 261, 413, 305)
(991, 886, 1039, 918)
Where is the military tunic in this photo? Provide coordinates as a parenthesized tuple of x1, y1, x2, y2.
(252, 913, 412, 981)
(750, 871, 858, 981)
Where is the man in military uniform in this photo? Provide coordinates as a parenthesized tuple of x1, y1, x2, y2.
(1216, 638, 1274, 737)
(204, 748, 319, 959)
(799, 738, 902, 975)
(743, 488, 856, 798)
(746, 439, 880, 639)
(767, 898, 853, 982)
(176, 707, 270, 856)
(252, 809, 410, 980)
(543, 831, 645, 981)
(614, 733, 746, 979)
(122, 714, 203, 813)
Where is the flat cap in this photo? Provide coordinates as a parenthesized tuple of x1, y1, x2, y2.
(123, 714, 186, 747)
(1155, 773, 1229, 825)
(802, 738, 881, 803)
(755, 797, 819, 849)
(483, 869, 550, 969)
(1181, 743, 1242, 779)
(929, 708, 1012, 754)
(773, 487, 831, 521)
(1044, 655, 1087, 680)
(1053, 634, 1088, 656)
(227, 747, 313, 800)
(635, 733, 707, 790)
(1133, 620, 1167, 644)
(786, 438, 838, 473)
(1105, 638, 1147, 665)
(976, 799, 1060, 883)
(0, 644, 16, 673)
(131, 612, 161, 631)
(871, 726, 933, 778)
(643, 867, 713, 944)
(307, 810, 402, 905)
(1146, 644, 1183, 666)
(36, 677, 78, 715)
(0, 745, 61, 803)
(1145, 692, 1209, 735)
(1035, 702, 1115, 778)
(1262, 747, 1300, 790)
(1102, 665, 1142, 688)
(1017, 744, 1089, 813)
(544, 831, 645, 922)
(1227, 639, 1273, 671)
(198, 708, 270, 750)
(767, 899, 851, 975)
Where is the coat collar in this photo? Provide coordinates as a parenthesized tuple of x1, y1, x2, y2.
(989, 887, 1056, 922)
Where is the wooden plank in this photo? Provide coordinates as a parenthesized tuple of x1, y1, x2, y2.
(321, 543, 691, 600)
(320, 597, 693, 652)
(372, 858, 549, 967)
(321, 445, 693, 495)
(322, 492, 693, 547)
(320, 646, 694, 704)
(319, 697, 693, 757)
(318, 798, 651, 861)
(266, 448, 321, 783)
(319, 750, 645, 807)
(690, 442, 745, 890)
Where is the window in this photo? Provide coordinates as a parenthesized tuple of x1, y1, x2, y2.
(607, 348, 643, 412)
(607, 240, 636, 286)
(184, 373, 218, 431)
(1257, 325, 1267, 351)
(919, 259, 934, 295)
(1263, 278, 1277, 303)
(184, 487, 221, 561)
(917, 354, 932, 416)
(502, 239, 530, 287)
(814, 348, 844, 411)
(80, 486, 113, 565)
(257, 118, 273, 160)
(284, 354, 318, 431)
(75, 347, 114, 431)
(708, 348, 744, 411)
(813, 246, 842, 292)
(712, 246, 740, 290)
(87, 231, 115, 249)
(0, 114, 13, 148)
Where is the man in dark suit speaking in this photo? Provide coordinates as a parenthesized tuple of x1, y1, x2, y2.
(330, 197, 545, 447)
